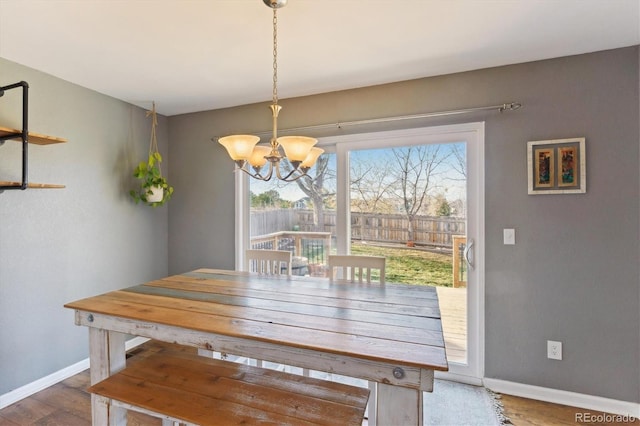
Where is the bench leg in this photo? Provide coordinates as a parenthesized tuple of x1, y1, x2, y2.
(89, 328, 126, 426)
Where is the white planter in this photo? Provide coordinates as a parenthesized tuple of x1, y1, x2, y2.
(147, 185, 163, 202)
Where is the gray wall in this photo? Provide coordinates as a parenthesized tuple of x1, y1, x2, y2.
(168, 47, 639, 403)
(0, 58, 170, 394)
(1, 47, 637, 404)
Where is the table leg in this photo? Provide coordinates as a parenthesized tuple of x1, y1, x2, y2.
(89, 328, 126, 426)
(367, 382, 377, 425)
(376, 383, 423, 426)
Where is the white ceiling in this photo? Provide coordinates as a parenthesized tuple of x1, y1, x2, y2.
(0, 0, 638, 116)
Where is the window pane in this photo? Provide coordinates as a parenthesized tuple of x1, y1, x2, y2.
(249, 153, 336, 276)
(349, 143, 467, 287)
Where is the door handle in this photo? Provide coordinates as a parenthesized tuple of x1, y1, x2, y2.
(464, 238, 475, 270)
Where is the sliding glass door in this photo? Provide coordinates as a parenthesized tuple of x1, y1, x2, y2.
(244, 151, 336, 276)
(236, 122, 485, 381)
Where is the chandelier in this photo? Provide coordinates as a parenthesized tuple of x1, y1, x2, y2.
(218, 0, 323, 182)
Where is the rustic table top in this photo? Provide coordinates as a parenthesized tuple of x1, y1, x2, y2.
(65, 268, 448, 371)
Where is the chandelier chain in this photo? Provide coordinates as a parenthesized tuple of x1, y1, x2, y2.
(218, 1, 323, 183)
(272, 8, 278, 105)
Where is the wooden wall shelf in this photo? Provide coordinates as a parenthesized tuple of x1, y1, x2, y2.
(0, 126, 67, 145)
(0, 81, 67, 192)
(0, 181, 65, 189)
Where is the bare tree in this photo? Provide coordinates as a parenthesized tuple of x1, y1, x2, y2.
(449, 143, 467, 179)
(292, 155, 334, 231)
(350, 157, 396, 213)
(390, 145, 450, 244)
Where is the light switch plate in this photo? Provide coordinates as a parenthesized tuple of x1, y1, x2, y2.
(503, 228, 515, 245)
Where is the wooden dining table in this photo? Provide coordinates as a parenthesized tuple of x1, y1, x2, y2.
(65, 268, 448, 425)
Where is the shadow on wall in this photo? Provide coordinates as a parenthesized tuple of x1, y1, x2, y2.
(116, 106, 148, 203)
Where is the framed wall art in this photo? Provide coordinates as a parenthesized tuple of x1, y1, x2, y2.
(527, 137, 586, 195)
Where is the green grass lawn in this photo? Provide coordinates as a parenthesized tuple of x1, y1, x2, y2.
(350, 242, 453, 287)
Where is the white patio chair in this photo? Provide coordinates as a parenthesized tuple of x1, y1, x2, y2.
(327, 254, 386, 284)
(200, 250, 293, 368)
(326, 254, 386, 424)
(245, 249, 292, 276)
(244, 249, 295, 371)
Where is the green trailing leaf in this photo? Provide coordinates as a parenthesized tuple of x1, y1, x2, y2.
(130, 103, 173, 207)
(129, 152, 174, 207)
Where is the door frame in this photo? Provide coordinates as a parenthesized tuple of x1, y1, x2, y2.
(328, 122, 485, 382)
(235, 122, 485, 382)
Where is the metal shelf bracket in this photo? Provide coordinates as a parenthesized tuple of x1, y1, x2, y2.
(0, 81, 30, 192)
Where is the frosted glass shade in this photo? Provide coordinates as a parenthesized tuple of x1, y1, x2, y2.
(248, 145, 271, 167)
(219, 135, 260, 160)
(277, 136, 317, 162)
(301, 147, 324, 168)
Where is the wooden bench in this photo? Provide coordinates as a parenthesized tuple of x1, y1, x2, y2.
(88, 351, 370, 426)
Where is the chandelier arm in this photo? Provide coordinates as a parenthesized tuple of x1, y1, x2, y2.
(281, 171, 309, 182)
(275, 162, 308, 182)
(237, 162, 273, 181)
(259, 161, 275, 181)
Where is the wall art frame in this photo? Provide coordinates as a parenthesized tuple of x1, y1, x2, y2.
(527, 137, 586, 195)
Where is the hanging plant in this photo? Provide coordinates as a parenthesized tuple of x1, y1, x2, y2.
(129, 102, 174, 207)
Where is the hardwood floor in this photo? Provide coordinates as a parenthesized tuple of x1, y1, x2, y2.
(500, 394, 639, 426)
(0, 341, 181, 426)
(0, 340, 637, 425)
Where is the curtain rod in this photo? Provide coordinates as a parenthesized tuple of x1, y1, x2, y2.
(224, 102, 521, 140)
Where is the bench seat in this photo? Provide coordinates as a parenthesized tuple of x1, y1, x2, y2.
(88, 351, 370, 426)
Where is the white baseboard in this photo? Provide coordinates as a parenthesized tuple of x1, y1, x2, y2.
(0, 336, 149, 410)
(435, 370, 484, 387)
(0, 357, 90, 411)
(483, 378, 640, 418)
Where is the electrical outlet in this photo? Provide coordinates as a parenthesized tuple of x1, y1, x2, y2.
(547, 340, 562, 360)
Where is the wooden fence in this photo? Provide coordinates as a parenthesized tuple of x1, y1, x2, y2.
(250, 209, 296, 236)
(251, 209, 465, 249)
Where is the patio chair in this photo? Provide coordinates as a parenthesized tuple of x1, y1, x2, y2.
(326, 254, 386, 424)
(200, 250, 293, 368)
(245, 249, 292, 275)
(327, 254, 386, 284)
(244, 249, 294, 370)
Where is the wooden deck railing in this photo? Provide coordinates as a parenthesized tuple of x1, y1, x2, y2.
(250, 210, 466, 279)
(250, 231, 332, 276)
